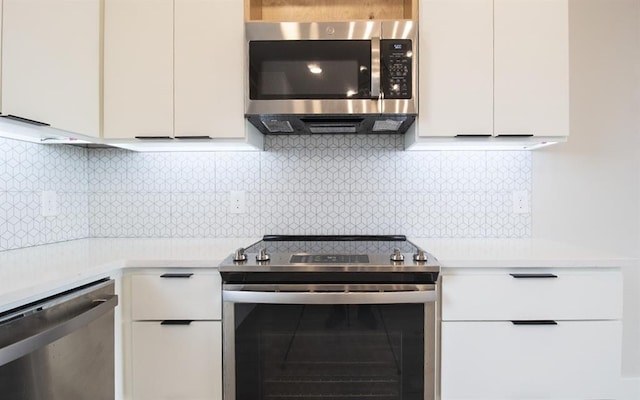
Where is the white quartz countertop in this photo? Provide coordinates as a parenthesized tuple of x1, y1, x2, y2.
(412, 238, 636, 270)
(0, 237, 635, 313)
(0, 238, 258, 313)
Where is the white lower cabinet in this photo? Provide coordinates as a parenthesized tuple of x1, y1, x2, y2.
(440, 268, 623, 400)
(441, 320, 622, 399)
(131, 321, 222, 400)
(124, 270, 222, 400)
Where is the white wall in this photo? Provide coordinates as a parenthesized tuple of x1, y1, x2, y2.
(532, 0, 640, 390)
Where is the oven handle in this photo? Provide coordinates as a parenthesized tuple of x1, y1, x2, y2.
(223, 288, 436, 305)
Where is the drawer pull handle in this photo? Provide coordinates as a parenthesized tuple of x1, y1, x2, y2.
(160, 320, 193, 326)
(510, 273, 557, 279)
(160, 273, 194, 279)
(512, 320, 558, 326)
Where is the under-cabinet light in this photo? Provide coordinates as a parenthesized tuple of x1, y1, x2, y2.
(109, 141, 261, 152)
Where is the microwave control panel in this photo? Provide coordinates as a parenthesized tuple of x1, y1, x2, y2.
(381, 39, 413, 99)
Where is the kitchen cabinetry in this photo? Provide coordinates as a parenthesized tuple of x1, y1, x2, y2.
(440, 268, 623, 399)
(1, 0, 101, 138)
(409, 0, 569, 149)
(0, 0, 3, 113)
(494, 0, 569, 137)
(103, 0, 173, 139)
(124, 270, 222, 400)
(104, 0, 245, 140)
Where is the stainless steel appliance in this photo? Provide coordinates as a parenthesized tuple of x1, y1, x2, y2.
(0, 279, 118, 400)
(220, 235, 440, 400)
(245, 21, 417, 135)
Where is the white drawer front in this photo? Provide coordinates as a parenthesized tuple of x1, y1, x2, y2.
(442, 271, 622, 320)
(131, 321, 222, 400)
(131, 273, 221, 320)
(441, 320, 622, 400)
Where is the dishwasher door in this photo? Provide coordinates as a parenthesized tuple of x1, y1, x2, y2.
(0, 279, 118, 400)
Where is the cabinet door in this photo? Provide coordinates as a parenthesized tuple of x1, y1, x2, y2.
(418, 0, 493, 137)
(494, 0, 569, 137)
(132, 321, 222, 400)
(0, 0, 3, 113)
(2, 0, 101, 137)
(174, 0, 245, 138)
(441, 321, 621, 399)
(104, 0, 174, 138)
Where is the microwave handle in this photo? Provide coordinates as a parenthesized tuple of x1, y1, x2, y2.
(371, 36, 381, 100)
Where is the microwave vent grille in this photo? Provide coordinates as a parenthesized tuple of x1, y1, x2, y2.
(261, 120, 294, 133)
(372, 119, 405, 132)
(308, 125, 358, 134)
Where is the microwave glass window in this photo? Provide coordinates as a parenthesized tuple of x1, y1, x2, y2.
(249, 40, 371, 100)
(260, 60, 358, 97)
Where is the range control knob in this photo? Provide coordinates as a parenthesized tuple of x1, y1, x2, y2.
(413, 250, 428, 262)
(390, 248, 405, 262)
(256, 248, 270, 262)
(233, 248, 247, 262)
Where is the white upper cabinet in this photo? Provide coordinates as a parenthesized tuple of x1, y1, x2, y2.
(494, 0, 569, 137)
(419, 0, 493, 137)
(105, 0, 247, 140)
(174, 0, 245, 138)
(413, 0, 569, 145)
(2, 0, 101, 137)
(0, 0, 3, 113)
(104, 0, 174, 139)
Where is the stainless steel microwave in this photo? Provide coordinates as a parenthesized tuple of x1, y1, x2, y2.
(245, 21, 417, 135)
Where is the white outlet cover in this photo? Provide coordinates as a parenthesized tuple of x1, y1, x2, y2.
(229, 191, 246, 214)
(512, 190, 530, 214)
(41, 191, 60, 217)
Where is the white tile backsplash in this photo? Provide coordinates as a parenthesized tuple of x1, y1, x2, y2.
(0, 134, 532, 251)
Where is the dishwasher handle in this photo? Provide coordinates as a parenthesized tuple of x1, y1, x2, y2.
(0, 294, 118, 367)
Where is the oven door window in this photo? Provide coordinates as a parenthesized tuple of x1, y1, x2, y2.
(234, 303, 424, 400)
(249, 40, 372, 100)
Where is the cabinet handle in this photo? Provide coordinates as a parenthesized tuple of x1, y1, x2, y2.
(160, 320, 193, 326)
(1, 115, 50, 126)
(511, 320, 558, 326)
(454, 133, 492, 137)
(174, 136, 212, 139)
(134, 136, 173, 140)
(494, 133, 534, 137)
(160, 273, 193, 279)
(510, 273, 557, 279)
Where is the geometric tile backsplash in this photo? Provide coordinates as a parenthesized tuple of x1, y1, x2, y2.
(1, 134, 531, 251)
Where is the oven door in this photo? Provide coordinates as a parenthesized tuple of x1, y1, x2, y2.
(223, 284, 437, 400)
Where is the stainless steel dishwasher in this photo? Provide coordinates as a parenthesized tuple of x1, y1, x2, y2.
(0, 278, 118, 400)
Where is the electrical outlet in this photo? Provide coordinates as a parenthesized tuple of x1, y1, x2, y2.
(229, 191, 246, 214)
(512, 190, 530, 214)
(41, 191, 60, 217)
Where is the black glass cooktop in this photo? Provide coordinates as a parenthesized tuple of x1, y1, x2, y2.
(245, 235, 418, 255)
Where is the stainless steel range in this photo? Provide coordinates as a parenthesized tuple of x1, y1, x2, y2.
(219, 235, 440, 400)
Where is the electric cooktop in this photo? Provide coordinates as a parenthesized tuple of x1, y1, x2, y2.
(218, 235, 440, 284)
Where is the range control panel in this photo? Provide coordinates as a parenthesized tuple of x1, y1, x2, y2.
(381, 39, 413, 99)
